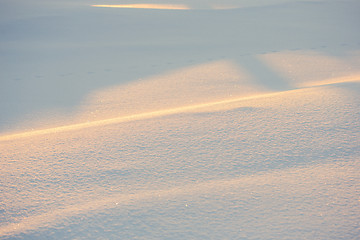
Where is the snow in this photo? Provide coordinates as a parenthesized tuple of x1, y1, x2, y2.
(0, 0, 359, 239)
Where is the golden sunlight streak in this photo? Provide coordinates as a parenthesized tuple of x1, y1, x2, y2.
(91, 4, 190, 10)
(1, 56, 359, 142)
(1, 75, 359, 142)
(0, 92, 276, 142)
(0, 60, 264, 140)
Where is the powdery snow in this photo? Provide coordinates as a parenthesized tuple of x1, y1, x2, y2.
(0, 0, 359, 239)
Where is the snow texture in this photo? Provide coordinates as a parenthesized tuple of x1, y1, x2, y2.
(0, 0, 359, 239)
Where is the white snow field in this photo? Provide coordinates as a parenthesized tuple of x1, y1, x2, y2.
(1, 0, 360, 239)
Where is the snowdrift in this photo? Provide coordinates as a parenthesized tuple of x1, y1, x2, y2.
(0, 0, 359, 239)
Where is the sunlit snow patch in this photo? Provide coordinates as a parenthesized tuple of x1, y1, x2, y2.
(91, 4, 190, 10)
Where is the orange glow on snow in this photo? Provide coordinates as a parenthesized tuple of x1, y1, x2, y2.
(0, 60, 264, 141)
(91, 4, 190, 10)
(0, 93, 274, 142)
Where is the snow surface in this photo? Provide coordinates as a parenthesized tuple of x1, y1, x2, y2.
(1, 0, 360, 239)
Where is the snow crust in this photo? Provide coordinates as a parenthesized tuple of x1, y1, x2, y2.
(0, 0, 359, 239)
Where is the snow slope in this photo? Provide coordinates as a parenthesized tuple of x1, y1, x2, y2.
(0, 0, 359, 239)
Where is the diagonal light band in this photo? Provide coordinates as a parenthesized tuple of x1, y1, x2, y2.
(91, 4, 190, 10)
